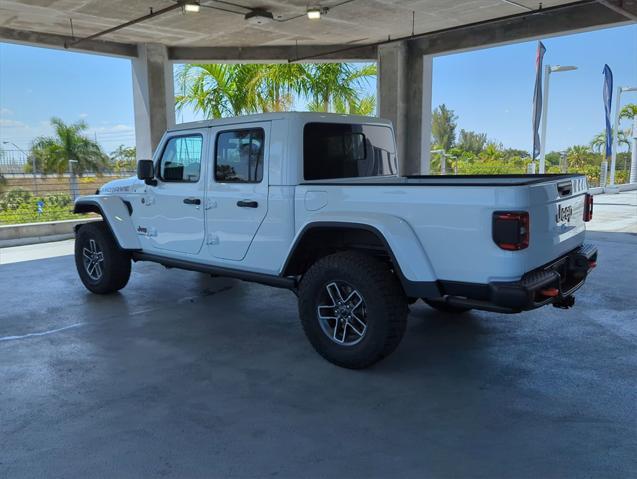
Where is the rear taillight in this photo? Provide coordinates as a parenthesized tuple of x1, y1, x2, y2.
(583, 193, 594, 222)
(492, 212, 529, 251)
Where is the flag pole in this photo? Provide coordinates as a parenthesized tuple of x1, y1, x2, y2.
(602, 65, 614, 188)
(610, 85, 621, 186)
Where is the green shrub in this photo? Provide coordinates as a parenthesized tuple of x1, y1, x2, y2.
(0, 189, 84, 224)
(0, 188, 33, 210)
(43, 193, 73, 208)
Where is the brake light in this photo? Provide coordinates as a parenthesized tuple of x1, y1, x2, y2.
(492, 212, 530, 251)
(583, 193, 594, 222)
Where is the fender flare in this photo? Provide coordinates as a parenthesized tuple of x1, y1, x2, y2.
(74, 195, 141, 250)
(282, 216, 440, 298)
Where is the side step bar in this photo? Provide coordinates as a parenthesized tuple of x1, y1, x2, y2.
(132, 252, 297, 291)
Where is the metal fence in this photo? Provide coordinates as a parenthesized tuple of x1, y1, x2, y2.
(0, 150, 29, 174)
(0, 155, 134, 225)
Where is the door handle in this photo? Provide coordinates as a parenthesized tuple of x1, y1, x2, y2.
(237, 200, 258, 208)
(183, 198, 201, 205)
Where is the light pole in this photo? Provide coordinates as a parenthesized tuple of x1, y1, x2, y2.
(610, 86, 637, 186)
(3, 140, 37, 194)
(539, 64, 578, 174)
(68, 159, 79, 201)
(560, 150, 568, 173)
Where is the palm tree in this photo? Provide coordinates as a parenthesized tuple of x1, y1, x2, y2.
(305, 63, 377, 114)
(249, 63, 310, 112)
(590, 130, 630, 154)
(176, 64, 249, 118)
(176, 63, 377, 119)
(566, 145, 595, 170)
(29, 118, 108, 175)
(478, 143, 505, 163)
(620, 103, 637, 121)
(176, 63, 311, 118)
(110, 145, 137, 172)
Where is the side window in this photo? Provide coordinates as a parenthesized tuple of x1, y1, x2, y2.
(215, 129, 265, 183)
(303, 123, 397, 180)
(159, 135, 202, 182)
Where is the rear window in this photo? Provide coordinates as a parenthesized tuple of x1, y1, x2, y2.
(215, 128, 264, 183)
(303, 123, 397, 180)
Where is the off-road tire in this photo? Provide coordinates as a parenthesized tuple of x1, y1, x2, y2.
(75, 221, 131, 294)
(298, 251, 408, 369)
(424, 299, 471, 314)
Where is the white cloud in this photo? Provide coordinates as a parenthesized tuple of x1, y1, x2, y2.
(88, 124, 134, 136)
(0, 118, 28, 128)
(0, 119, 135, 151)
(79, 112, 89, 118)
(0, 108, 14, 116)
(110, 124, 133, 132)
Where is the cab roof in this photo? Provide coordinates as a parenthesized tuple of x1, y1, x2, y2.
(168, 111, 393, 132)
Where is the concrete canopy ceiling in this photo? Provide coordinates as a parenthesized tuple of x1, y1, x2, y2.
(0, 0, 584, 48)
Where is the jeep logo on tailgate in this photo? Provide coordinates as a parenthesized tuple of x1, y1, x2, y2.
(556, 204, 573, 223)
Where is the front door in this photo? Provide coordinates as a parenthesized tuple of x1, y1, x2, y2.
(137, 131, 207, 255)
(206, 122, 270, 261)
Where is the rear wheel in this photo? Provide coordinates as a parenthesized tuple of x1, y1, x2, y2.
(298, 252, 408, 369)
(424, 299, 471, 314)
(75, 222, 131, 294)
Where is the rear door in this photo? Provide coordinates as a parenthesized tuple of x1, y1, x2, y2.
(206, 122, 270, 261)
(136, 130, 207, 255)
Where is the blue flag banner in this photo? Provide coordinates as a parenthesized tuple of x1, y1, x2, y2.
(603, 64, 613, 159)
(532, 41, 546, 160)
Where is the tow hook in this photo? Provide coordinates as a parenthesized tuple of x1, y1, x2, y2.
(553, 295, 575, 309)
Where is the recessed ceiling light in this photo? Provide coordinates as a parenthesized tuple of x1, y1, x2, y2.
(307, 8, 321, 19)
(307, 7, 329, 19)
(184, 2, 200, 13)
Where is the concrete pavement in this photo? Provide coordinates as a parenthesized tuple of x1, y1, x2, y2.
(588, 191, 637, 233)
(0, 238, 74, 265)
(1, 228, 636, 478)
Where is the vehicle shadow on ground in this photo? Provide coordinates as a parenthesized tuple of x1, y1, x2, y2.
(363, 303, 497, 375)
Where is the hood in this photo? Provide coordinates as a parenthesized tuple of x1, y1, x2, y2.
(99, 176, 145, 195)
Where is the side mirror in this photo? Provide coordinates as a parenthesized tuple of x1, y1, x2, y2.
(137, 159, 157, 186)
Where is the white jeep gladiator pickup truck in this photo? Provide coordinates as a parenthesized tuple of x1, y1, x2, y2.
(73, 112, 597, 368)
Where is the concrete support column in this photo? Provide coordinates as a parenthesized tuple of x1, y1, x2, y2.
(377, 42, 433, 175)
(131, 43, 175, 161)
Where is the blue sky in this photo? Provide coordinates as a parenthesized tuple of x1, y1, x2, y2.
(0, 24, 635, 155)
(432, 24, 637, 153)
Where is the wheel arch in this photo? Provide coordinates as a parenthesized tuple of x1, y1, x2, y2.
(282, 220, 439, 298)
(74, 195, 141, 250)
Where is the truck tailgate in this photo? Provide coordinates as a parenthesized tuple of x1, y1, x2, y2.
(526, 176, 588, 266)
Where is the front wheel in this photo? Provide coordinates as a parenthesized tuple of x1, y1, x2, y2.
(298, 252, 408, 369)
(74, 221, 131, 294)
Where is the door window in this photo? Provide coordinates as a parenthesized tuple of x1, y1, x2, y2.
(215, 129, 265, 183)
(159, 135, 203, 182)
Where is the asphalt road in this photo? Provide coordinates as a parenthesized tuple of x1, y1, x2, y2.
(1, 230, 636, 478)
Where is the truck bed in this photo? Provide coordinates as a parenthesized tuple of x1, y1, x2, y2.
(295, 173, 589, 284)
(302, 174, 582, 187)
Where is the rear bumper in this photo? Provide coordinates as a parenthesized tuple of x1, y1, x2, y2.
(435, 244, 598, 313)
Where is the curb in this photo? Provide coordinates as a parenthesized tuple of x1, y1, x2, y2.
(0, 217, 100, 248)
